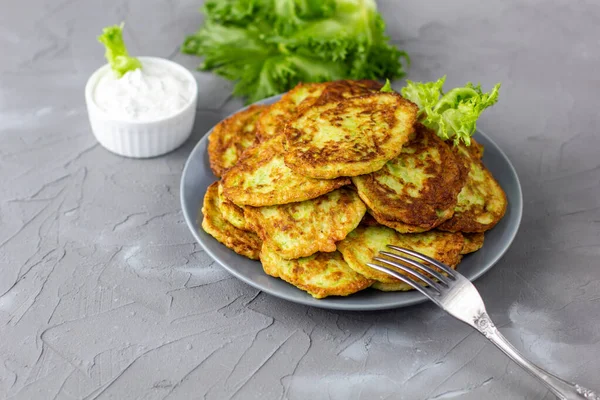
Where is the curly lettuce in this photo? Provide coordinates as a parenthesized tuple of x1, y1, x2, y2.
(401, 76, 500, 146)
(182, 0, 408, 104)
(97, 23, 141, 78)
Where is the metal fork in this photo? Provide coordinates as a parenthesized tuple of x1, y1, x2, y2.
(367, 245, 599, 400)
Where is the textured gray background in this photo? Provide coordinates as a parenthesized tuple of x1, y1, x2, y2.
(1, 0, 599, 399)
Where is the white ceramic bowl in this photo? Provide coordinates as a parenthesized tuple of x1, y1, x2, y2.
(85, 57, 198, 158)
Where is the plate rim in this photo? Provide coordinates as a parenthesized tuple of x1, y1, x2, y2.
(180, 94, 523, 311)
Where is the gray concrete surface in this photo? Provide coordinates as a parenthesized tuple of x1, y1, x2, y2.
(1, 0, 599, 399)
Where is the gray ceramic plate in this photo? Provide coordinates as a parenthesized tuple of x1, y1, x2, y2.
(181, 95, 523, 311)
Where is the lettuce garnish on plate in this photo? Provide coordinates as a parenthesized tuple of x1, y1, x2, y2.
(401, 76, 500, 146)
(98, 23, 142, 78)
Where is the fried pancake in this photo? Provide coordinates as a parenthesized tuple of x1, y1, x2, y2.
(216, 181, 251, 231)
(337, 225, 464, 284)
(201, 182, 261, 259)
(352, 125, 466, 232)
(284, 92, 418, 179)
(461, 232, 485, 254)
(438, 143, 507, 233)
(351, 230, 483, 292)
(307, 79, 383, 108)
(245, 188, 366, 259)
(256, 83, 328, 142)
(256, 80, 383, 142)
(363, 207, 429, 232)
(208, 104, 267, 177)
(367, 210, 431, 233)
(221, 135, 350, 206)
(260, 246, 373, 299)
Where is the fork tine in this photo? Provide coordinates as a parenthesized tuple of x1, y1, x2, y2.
(387, 245, 457, 278)
(379, 250, 451, 286)
(373, 257, 443, 294)
(366, 263, 437, 300)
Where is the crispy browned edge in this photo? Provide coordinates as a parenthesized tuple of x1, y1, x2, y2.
(207, 104, 267, 177)
(255, 82, 328, 142)
(201, 182, 262, 259)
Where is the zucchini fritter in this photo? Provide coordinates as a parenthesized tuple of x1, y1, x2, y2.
(370, 231, 484, 292)
(256, 83, 328, 142)
(461, 232, 485, 254)
(307, 79, 383, 108)
(208, 104, 267, 177)
(260, 246, 373, 299)
(337, 225, 464, 285)
(438, 143, 507, 233)
(221, 135, 350, 207)
(245, 188, 366, 259)
(256, 80, 383, 142)
(352, 125, 466, 232)
(366, 210, 431, 233)
(201, 182, 262, 259)
(284, 92, 418, 179)
(216, 181, 251, 232)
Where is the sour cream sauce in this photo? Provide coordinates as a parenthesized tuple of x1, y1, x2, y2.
(93, 59, 194, 121)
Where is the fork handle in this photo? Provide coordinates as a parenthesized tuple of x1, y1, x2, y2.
(472, 312, 598, 400)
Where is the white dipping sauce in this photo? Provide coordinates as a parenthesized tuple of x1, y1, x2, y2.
(93, 59, 194, 121)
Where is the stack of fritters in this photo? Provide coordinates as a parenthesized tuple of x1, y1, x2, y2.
(202, 80, 507, 299)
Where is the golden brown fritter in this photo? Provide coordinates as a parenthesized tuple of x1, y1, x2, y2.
(255, 83, 328, 142)
(366, 210, 431, 233)
(305, 79, 383, 108)
(373, 231, 480, 290)
(201, 182, 262, 259)
(221, 134, 350, 207)
(337, 225, 464, 284)
(438, 143, 507, 233)
(461, 232, 485, 254)
(260, 246, 373, 299)
(245, 188, 366, 259)
(216, 181, 251, 232)
(255, 80, 383, 143)
(284, 92, 418, 179)
(208, 104, 267, 177)
(352, 125, 466, 232)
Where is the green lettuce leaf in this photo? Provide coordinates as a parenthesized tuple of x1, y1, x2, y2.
(380, 78, 392, 92)
(98, 23, 141, 78)
(182, 21, 345, 103)
(401, 77, 500, 146)
(401, 76, 445, 113)
(182, 0, 408, 104)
